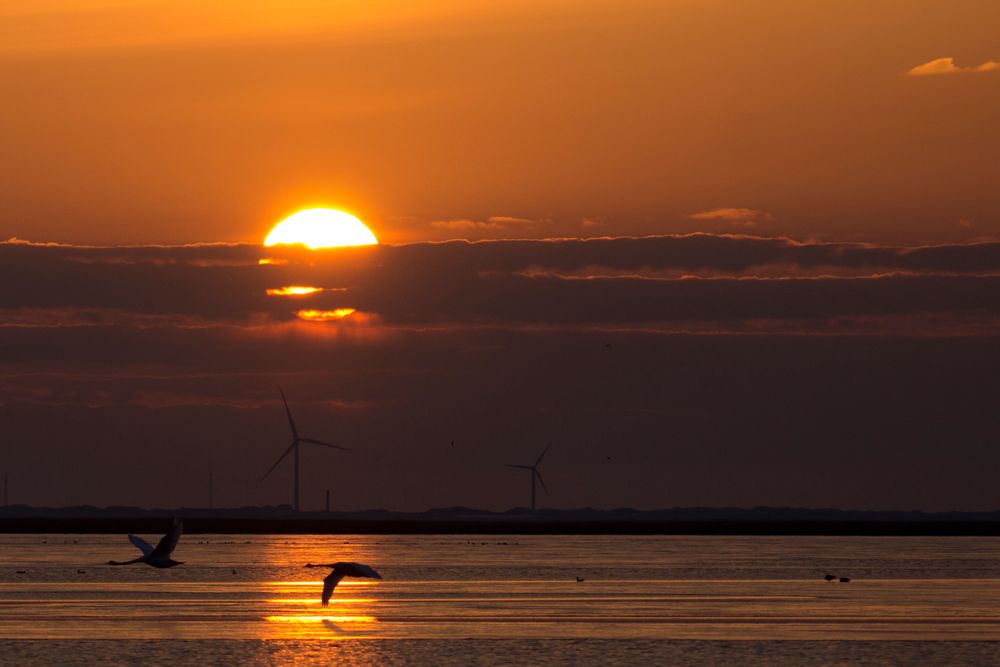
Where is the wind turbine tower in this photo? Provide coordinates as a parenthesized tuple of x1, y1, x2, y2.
(506, 444, 551, 511)
(262, 387, 351, 511)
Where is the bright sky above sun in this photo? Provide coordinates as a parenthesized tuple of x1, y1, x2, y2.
(1, 0, 998, 245)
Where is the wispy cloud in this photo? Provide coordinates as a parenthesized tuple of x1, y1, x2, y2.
(907, 57, 1000, 76)
(430, 216, 545, 231)
(686, 208, 774, 227)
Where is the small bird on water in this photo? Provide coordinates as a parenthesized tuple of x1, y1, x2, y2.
(304, 562, 382, 606)
(107, 518, 184, 568)
(840, 577, 851, 583)
(576, 576, 585, 582)
(824, 574, 836, 582)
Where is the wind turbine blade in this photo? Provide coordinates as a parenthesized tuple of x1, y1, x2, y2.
(300, 438, 352, 452)
(505, 464, 533, 470)
(261, 441, 295, 481)
(535, 443, 552, 466)
(535, 468, 549, 495)
(278, 386, 298, 439)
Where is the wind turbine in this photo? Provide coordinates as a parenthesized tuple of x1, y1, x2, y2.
(506, 444, 551, 511)
(262, 387, 351, 511)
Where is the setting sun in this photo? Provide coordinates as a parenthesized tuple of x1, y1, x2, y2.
(264, 209, 377, 249)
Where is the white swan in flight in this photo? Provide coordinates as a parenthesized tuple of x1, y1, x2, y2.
(304, 561, 382, 606)
(107, 518, 184, 568)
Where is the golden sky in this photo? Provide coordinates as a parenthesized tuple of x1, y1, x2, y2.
(2, 0, 999, 244)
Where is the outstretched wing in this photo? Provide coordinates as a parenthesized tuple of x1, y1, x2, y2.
(334, 562, 382, 579)
(151, 518, 183, 558)
(322, 572, 345, 606)
(128, 533, 154, 556)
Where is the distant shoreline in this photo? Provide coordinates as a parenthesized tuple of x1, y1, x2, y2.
(3, 518, 1000, 536)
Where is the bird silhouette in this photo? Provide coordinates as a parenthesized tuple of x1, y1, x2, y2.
(304, 561, 382, 606)
(576, 576, 585, 582)
(107, 518, 184, 568)
(840, 577, 851, 583)
(824, 574, 836, 582)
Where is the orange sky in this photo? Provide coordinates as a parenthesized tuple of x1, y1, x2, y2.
(2, 0, 999, 245)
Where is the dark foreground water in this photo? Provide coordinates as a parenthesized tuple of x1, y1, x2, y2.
(1, 534, 999, 664)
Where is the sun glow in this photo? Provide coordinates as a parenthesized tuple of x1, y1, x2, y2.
(266, 286, 323, 296)
(297, 308, 357, 321)
(264, 209, 377, 249)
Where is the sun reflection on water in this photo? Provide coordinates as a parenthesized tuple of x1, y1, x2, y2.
(267, 598, 376, 604)
(265, 615, 376, 624)
(256, 537, 384, 639)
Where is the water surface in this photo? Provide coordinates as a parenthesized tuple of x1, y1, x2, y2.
(1, 534, 998, 663)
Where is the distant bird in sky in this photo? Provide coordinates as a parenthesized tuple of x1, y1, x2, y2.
(107, 518, 184, 568)
(824, 574, 836, 582)
(505, 444, 552, 511)
(304, 562, 382, 606)
(262, 387, 351, 512)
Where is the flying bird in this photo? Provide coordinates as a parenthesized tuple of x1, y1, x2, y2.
(107, 518, 184, 568)
(304, 561, 382, 606)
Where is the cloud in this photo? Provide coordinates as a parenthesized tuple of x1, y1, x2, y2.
(3, 235, 1000, 511)
(430, 216, 545, 231)
(907, 57, 1000, 76)
(4, 235, 1000, 333)
(686, 208, 774, 227)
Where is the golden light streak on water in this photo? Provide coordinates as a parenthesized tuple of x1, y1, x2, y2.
(265, 615, 377, 623)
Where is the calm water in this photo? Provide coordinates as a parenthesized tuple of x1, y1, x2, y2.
(1, 534, 999, 664)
